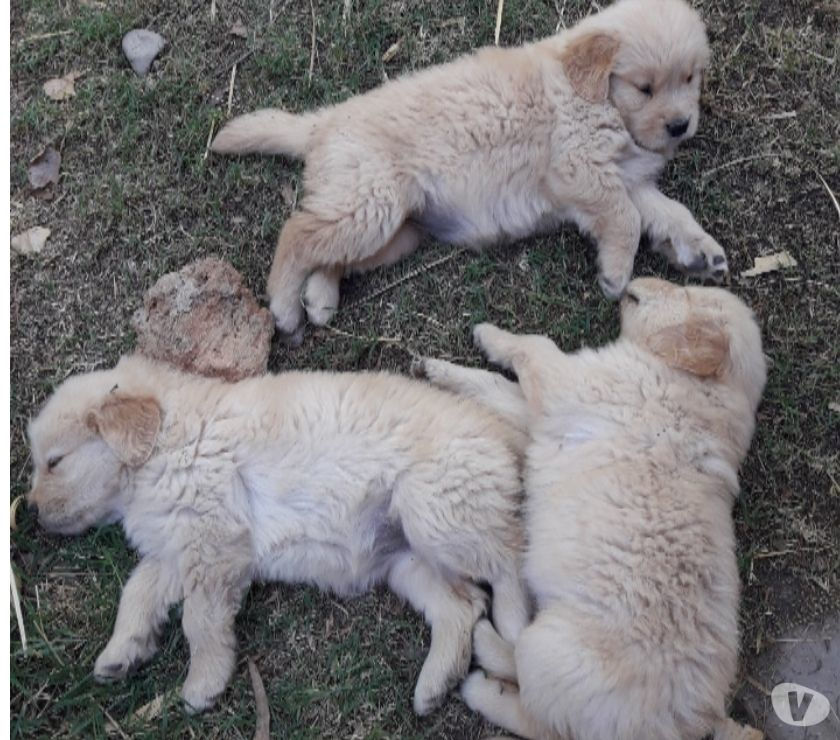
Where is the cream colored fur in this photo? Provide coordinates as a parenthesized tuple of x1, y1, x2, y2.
(27, 359, 530, 714)
(421, 278, 767, 740)
(212, 0, 726, 339)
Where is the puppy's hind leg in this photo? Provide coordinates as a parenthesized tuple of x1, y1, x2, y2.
(461, 671, 552, 740)
(490, 568, 531, 643)
(387, 551, 487, 715)
(472, 618, 518, 681)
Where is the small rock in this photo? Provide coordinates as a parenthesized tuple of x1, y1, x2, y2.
(132, 258, 273, 382)
(11, 226, 51, 256)
(122, 29, 165, 77)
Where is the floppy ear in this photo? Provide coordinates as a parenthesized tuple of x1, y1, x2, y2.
(87, 395, 162, 466)
(559, 31, 621, 103)
(646, 319, 730, 378)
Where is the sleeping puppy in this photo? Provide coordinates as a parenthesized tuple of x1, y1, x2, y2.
(26, 359, 530, 715)
(212, 0, 726, 340)
(420, 278, 766, 740)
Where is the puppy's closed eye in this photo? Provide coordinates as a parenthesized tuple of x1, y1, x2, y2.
(47, 455, 64, 471)
(638, 83, 653, 97)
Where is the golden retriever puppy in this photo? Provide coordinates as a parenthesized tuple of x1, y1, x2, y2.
(212, 0, 726, 340)
(420, 278, 766, 740)
(26, 358, 530, 714)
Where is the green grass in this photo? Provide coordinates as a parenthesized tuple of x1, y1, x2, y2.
(10, 0, 840, 737)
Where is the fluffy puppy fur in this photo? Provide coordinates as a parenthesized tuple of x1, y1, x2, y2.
(26, 359, 530, 714)
(212, 0, 726, 339)
(420, 278, 766, 740)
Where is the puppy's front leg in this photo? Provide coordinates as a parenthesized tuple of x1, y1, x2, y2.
(94, 557, 181, 682)
(180, 530, 252, 713)
(631, 184, 728, 282)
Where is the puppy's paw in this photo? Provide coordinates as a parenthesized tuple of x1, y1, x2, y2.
(181, 676, 222, 714)
(472, 324, 507, 363)
(413, 678, 449, 717)
(460, 670, 501, 711)
(303, 269, 340, 327)
(94, 637, 156, 682)
(268, 296, 305, 340)
(668, 234, 729, 283)
(598, 269, 631, 300)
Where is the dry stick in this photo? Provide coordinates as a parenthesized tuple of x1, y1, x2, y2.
(227, 63, 237, 115)
(308, 0, 317, 81)
(248, 659, 270, 740)
(345, 249, 466, 309)
(202, 118, 216, 161)
(103, 708, 130, 740)
(701, 153, 779, 180)
(23, 29, 73, 43)
(816, 171, 840, 222)
(10, 565, 27, 655)
(210, 0, 216, 21)
(494, 0, 505, 45)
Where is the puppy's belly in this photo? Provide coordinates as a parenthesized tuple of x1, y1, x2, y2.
(252, 493, 406, 597)
(417, 186, 557, 247)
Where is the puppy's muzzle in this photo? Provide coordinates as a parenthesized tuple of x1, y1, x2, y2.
(666, 118, 690, 138)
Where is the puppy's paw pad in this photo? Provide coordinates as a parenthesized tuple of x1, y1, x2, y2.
(93, 662, 129, 682)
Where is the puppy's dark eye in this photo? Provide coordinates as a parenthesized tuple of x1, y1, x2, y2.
(47, 455, 64, 471)
(626, 292, 640, 304)
(638, 83, 653, 97)
(686, 73, 694, 84)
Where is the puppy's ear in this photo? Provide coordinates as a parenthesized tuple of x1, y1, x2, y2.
(87, 395, 161, 466)
(559, 31, 621, 103)
(646, 319, 730, 378)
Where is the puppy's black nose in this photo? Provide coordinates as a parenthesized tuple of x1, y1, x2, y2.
(27, 499, 38, 516)
(666, 118, 690, 138)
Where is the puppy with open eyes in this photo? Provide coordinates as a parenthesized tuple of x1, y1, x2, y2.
(26, 363, 530, 715)
(420, 278, 766, 740)
(213, 0, 727, 340)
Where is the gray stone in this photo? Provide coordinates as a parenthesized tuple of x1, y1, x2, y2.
(122, 29, 165, 77)
(738, 615, 840, 739)
(132, 258, 273, 382)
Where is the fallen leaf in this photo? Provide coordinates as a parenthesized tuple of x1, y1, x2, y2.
(740, 251, 798, 278)
(43, 71, 80, 100)
(280, 182, 296, 208)
(829, 402, 840, 414)
(248, 659, 270, 740)
(11, 226, 51, 255)
(382, 38, 402, 63)
(28, 146, 61, 192)
(230, 20, 247, 38)
(105, 693, 169, 735)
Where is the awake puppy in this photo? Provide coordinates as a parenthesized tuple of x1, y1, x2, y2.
(26, 359, 529, 715)
(421, 278, 766, 740)
(213, 0, 726, 340)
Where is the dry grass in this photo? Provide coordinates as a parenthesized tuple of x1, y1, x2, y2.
(10, 0, 839, 737)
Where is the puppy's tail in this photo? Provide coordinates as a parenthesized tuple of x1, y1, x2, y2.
(210, 108, 323, 158)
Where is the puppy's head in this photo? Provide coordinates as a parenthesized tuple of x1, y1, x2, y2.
(620, 278, 766, 410)
(27, 368, 161, 535)
(560, 0, 710, 155)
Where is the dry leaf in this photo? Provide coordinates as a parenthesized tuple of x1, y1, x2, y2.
(105, 693, 169, 735)
(382, 38, 402, 62)
(280, 182, 296, 208)
(11, 226, 51, 255)
(829, 402, 840, 414)
(740, 251, 798, 278)
(43, 71, 80, 101)
(248, 659, 270, 740)
(230, 20, 247, 38)
(28, 146, 61, 192)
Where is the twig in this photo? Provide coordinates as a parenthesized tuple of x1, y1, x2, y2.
(227, 63, 237, 115)
(103, 708, 130, 740)
(342, 0, 352, 27)
(22, 29, 73, 43)
(248, 659, 270, 740)
(744, 675, 770, 696)
(318, 325, 402, 345)
(210, 0, 216, 22)
(202, 118, 216, 161)
(346, 249, 465, 309)
(308, 0, 317, 81)
(10, 565, 27, 655)
(494, 0, 505, 45)
(752, 549, 794, 560)
(815, 171, 840, 222)
(701, 153, 779, 180)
